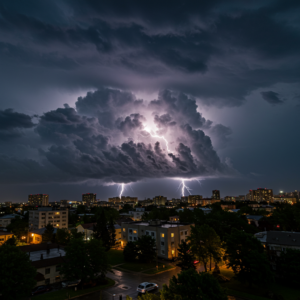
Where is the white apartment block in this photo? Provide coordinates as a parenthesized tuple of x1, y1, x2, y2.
(121, 220, 193, 260)
(29, 207, 68, 230)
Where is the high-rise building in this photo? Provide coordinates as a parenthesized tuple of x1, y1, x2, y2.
(249, 188, 273, 202)
(82, 193, 96, 206)
(108, 197, 121, 203)
(153, 196, 167, 205)
(212, 190, 220, 200)
(121, 196, 138, 203)
(28, 194, 49, 206)
(188, 195, 203, 205)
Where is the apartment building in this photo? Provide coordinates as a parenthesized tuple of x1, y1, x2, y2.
(0, 214, 24, 227)
(121, 220, 193, 260)
(20, 244, 65, 286)
(29, 207, 68, 230)
(28, 194, 49, 206)
(153, 196, 167, 206)
(0, 230, 13, 245)
(129, 208, 148, 221)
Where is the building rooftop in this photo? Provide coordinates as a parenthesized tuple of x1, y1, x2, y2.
(0, 214, 24, 219)
(0, 230, 13, 236)
(255, 231, 300, 247)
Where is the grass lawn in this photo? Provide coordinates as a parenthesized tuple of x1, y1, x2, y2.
(34, 278, 115, 300)
(142, 264, 175, 274)
(117, 262, 166, 272)
(217, 267, 300, 300)
(107, 249, 124, 266)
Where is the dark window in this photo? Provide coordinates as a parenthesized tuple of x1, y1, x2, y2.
(45, 268, 50, 274)
(56, 265, 61, 272)
(45, 278, 50, 284)
(161, 241, 164, 246)
(129, 229, 132, 234)
(134, 237, 137, 241)
(151, 232, 154, 236)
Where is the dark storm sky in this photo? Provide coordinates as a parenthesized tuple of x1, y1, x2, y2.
(0, 0, 300, 202)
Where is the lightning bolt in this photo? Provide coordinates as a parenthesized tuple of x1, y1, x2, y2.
(119, 183, 124, 198)
(180, 179, 192, 197)
(144, 126, 170, 153)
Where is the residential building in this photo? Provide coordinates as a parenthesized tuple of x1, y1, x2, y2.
(129, 208, 148, 221)
(0, 214, 24, 227)
(0, 230, 13, 245)
(212, 190, 220, 200)
(272, 195, 297, 204)
(224, 196, 236, 202)
(20, 244, 65, 286)
(246, 215, 263, 226)
(252, 205, 275, 213)
(5, 201, 12, 207)
(76, 223, 122, 244)
(249, 188, 273, 202)
(108, 197, 121, 203)
(188, 195, 202, 205)
(221, 204, 236, 210)
(121, 196, 138, 203)
(153, 196, 167, 206)
(28, 194, 49, 206)
(138, 199, 154, 206)
(29, 227, 58, 244)
(121, 220, 193, 260)
(29, 207, 68, 230)
(169, 216, 179, 222)
(255, 231, 300, 270)
(60, 200, 81, 208)
(82, 193, 96, 206)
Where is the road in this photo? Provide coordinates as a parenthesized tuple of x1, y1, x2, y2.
(71, 264, 239, 300)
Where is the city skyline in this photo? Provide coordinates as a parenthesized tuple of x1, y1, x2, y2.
(0, 1, 300, 202)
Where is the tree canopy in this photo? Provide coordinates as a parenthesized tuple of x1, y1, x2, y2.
(176, 240, 195, 271)
(0, 244, 36, 300)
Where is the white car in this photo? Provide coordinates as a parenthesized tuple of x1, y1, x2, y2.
(137, 282, 159, 294)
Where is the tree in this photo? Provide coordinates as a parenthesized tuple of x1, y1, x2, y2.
(70, 228, 85, 240)
(42, 223, 55, 243)
(0, 244, 36, 300)
(188, 224, 223, 272)
(161, 269, 227, 300)
(108, 217, 116, 248)
(176, 241, 195, 271)
(138, 293, 161, 300)
(56, 228, 71, 245)
(136, 235, 156, 263)
(4, 236, 18, 246)
(225, 229, 274, 287)
(93, 210, 112, 251)
(123, 241, 138, 262)
(60, 238, 111, 283)
(6, 217, 28, 240)
(278, 248, 300, 286)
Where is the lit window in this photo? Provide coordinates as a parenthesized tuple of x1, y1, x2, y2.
(133, 230, 137, 234)
(171, 233, 174, 238)
(161, 233, 164, 238)
(123, 228, 125, 232)
(172, 250, 175, 255)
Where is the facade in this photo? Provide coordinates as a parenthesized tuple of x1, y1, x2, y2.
(129, 208, 148, 221)
(29, 227, 58, 244)
(121, 220, 193, 260)
(0, 214, 24, 228)
(169, 216, 179, 222)
(0, 230, 13, 245)
(20, 244, 65, 286)
(82, 193, 96, 206)
(121, 196, 138, 203)
(249, 188, 273, 202)
(212, 190, 220, 200)
(221, 204, 236, 210)
(29, 207, 68, 230)
(188, 195, 203, 205)
(272, 195, 297, 204)
(60, 200, 81, 208)
(28, 194, 49, 206)
(108, 197, 121, 203)
(153, 196, 167, 206)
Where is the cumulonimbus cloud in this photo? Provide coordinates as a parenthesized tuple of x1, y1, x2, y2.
(0, 88, 236, 185)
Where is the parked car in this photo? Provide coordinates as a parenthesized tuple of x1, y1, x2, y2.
(62, 279, 81, 288)
(32, 285, 52, 296)
(137, 282, 158, 294)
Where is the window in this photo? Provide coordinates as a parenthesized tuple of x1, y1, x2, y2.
(185, 231, 188, 235)
(161, 250, 165, 255)
(171, 233, 174, 238)
(45, 268, 50, 274)
(62, 212, 66, 214)
(133, 230, 137, 234)
(146, 231, 149, 235)
(171, 242, 175, 247)
(129, 229, 132, 234)
(123, 228, 125, 232)
(55, 275, 60, 281)
(161, 241, 164, 246)
(180, 231, 183, 235)
(134, 237, 137, 241)
(56, 265, 61, 272)
(161, 233, 164, 238)
(129, 236, 132, 241)
(172, 250, 175, 255)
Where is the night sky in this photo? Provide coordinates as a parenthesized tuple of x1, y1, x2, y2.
(1, 1, 299, 202)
